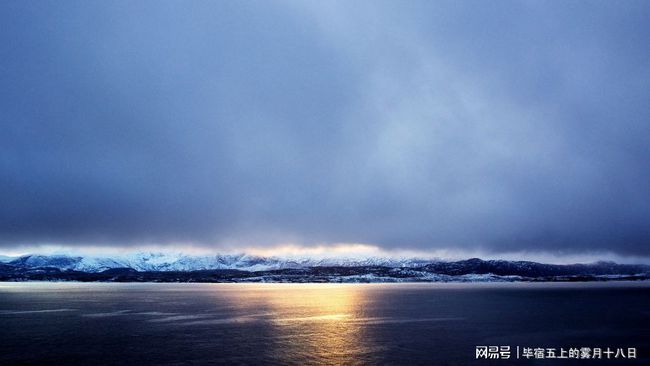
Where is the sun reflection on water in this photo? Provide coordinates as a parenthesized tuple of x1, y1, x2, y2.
(214, 284, 377, 365)
(266, 285, 369, 365)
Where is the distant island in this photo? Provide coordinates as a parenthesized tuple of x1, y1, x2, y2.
(0, 253, 648, 283)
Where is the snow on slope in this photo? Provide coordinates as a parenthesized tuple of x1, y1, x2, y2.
(0, 255, 15, 263)
(6, 252, 435, 273)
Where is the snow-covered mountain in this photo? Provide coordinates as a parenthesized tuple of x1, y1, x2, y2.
(3, 253, 649, 283)
(1, 253, 649, 282)
(2, 252, 434, 273)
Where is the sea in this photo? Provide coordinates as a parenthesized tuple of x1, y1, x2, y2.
(0, 282, 648, 365)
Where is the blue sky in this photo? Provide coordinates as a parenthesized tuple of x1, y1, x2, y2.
(1, 1, 649, 261)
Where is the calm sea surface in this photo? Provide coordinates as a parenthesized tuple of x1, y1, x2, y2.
(0, 282, 648, 365)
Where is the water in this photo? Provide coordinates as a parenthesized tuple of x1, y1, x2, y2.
(0, 282, 648, 365)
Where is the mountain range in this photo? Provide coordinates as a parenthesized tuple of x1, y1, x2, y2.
(1, 253, 648, 282)
(0, 252, 433, 272)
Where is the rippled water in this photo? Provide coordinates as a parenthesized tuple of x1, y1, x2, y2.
(0, 282, 648, 365)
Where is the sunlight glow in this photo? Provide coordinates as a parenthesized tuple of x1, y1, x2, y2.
(244, 243, 383, 258)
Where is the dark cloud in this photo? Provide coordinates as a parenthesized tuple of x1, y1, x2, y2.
(1, 1, 649, 256)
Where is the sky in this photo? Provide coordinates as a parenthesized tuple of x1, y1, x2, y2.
(1, 1, 649, 262)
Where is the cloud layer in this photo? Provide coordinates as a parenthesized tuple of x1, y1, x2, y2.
(1, 1, 649, 257)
